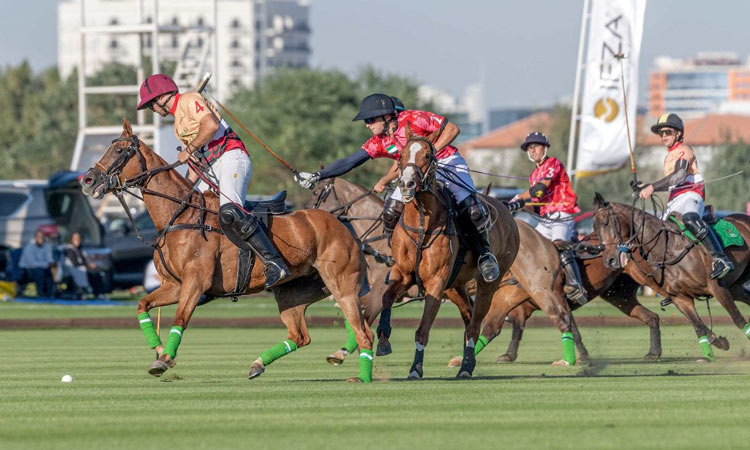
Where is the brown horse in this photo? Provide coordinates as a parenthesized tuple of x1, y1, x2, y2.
(308, 178, 474, 365)
(377, 125, 520, 379)
(81, 119, 375, 382)
(592, 193, 750, 360)
(447, 234, 662, 366)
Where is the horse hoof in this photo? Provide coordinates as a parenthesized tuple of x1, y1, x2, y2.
(326, 351, 346, 366)
(551, 359, 572, 367)
(643, 352, 661, 361)
(248, 361, 265, 379)
(456, 370, 473, 379)
(496, 354, 516, 363)
(346, 376, 363, 383)
(577, 356, 591, 366)
(447, 356, 462, 368)
(696, 357, 713, 364)
(712, 336, 730, 351)
(407, 370, 423, 380)
(148, 359, 170, 377)
(376, 342, 392, 357)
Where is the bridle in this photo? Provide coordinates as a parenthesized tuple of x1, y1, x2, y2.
(595, 200, 698, 280)
(400, 136, 438, 192)
(90, 135, 221, 283)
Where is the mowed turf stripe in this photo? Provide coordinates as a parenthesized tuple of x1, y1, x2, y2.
(3, 327, 750, 449)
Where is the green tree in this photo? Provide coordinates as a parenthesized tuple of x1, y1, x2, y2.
(704, 138, 750, 212)
(228, 66, 424, 204)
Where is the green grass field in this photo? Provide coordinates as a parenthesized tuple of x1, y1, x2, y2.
(3, 318, 750, 449)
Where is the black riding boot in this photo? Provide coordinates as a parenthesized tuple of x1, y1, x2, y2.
(684, 212, 733, 279)
(382, 198, 404, 247)
(560, 247, 588, 306)
(219, 204, 291, 288)
(702, 227, 734, 279)
(459, 196, 500, 283)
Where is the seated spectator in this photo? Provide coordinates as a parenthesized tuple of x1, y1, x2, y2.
(18, 230, 56, 297)
(61, 231, 96, 299)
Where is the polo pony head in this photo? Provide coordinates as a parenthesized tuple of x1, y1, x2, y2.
(81, 118, 146, 199)
(398, 123, 441, 203)
(592, 192, 631, 270)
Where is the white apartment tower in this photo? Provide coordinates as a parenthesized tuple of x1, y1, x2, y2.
(58, 0, 311, 98)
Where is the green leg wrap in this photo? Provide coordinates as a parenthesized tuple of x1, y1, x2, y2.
(561, 332, 576, 365)
(260, 339, 298, 366)
(473, 335, 489, 356)
(463, 335, 490, 357)
(137, 312, 162, 349)
(359, 349, 373, 383)
(698, 335, 715, 361)
(162, 326, 183, 359)
(343, 320, 358, 354)
(743, 323, 750, 340)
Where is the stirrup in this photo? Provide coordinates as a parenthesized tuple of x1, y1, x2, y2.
(264, 261, 290, 288)
(711, 258, 733, 280)
(478, 253, 500, 283)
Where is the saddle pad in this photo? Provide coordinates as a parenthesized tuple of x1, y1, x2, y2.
(668, 216, 745, 248)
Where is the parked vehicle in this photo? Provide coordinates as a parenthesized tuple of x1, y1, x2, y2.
(0, 171, 113, 293)
(104, 211, 156, 288)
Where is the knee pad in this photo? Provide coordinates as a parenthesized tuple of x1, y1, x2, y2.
(219, 204, 259, 239)
(459, 196, 490, 232)
(682, 212, 707, 240)
(219, 203, 243, 226)
(382, 199, 404, 230)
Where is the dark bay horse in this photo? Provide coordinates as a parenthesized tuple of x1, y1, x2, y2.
(308, 178, 473, 365)
(447, 234, 662, 366)
(378, 125, 520, 379)
(592, 193, 750, 360)
(81, 119, 375, 382)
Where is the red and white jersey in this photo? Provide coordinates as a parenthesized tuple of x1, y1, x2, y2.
(529, 157, 580, 215)
(360, 110, 458, 161)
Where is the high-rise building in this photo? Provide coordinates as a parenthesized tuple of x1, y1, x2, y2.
(58, 0, 311, 97)
(648, 52, 750, 118)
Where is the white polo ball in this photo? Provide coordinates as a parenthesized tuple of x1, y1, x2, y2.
(61, 375, 73, 383)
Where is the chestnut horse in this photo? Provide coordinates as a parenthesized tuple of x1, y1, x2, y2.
(447, 234, 662, 366)
(81, 119, 375, 382)
(308, 178, 474, 365)
(592, 193, 750, 360)
(377, 125, 520, 379)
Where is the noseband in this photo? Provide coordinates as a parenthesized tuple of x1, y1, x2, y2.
(401, 136, 438, 191)
(98, 135, 148, 190)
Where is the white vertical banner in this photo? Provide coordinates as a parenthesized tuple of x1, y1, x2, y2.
(575, 0, 646, 178)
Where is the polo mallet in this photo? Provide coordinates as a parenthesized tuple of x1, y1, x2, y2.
(615, 53, 639, 193)
(195, 72, 299, 175)
(154, 73, 213, 357)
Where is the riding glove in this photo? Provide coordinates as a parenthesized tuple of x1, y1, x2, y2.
(295, 171, 320, 190)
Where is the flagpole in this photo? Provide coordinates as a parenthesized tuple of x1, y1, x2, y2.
(567, 0, 591, 188)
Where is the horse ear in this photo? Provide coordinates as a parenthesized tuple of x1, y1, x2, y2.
(122, 118, 133, 137)
(593, 192, 606, 208)
(482, 183, 492, 196)
(404, 122, 412, 141)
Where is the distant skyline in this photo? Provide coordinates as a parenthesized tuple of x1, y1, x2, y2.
(3, 0, 750, 108)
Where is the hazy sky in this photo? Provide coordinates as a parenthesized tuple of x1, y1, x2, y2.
(3, 0, 750, 108)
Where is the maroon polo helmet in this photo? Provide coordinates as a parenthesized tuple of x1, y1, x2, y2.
(137, 74, 178, 110)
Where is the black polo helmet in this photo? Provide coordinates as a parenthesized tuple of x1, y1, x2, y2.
(520, 132, 550, 151)
(650, 113, 684, 134)
(352, 93, 398, 121)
